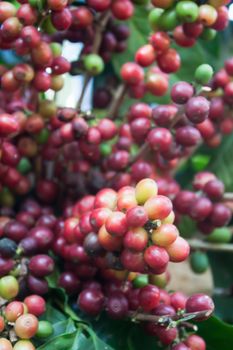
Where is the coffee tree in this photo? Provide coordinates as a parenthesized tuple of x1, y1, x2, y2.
(0, 0, 232, 349)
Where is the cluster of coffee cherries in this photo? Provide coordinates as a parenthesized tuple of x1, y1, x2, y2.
(0, 292, 52, 350)
(77, 278, 214, 349)
(174, 171, 231, 234)
(0, 200, 55, 296)
(55, 179, 190, 277)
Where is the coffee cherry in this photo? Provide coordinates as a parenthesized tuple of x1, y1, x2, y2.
(106, 292, 129, 319)
(157, 49, 181, 73)
(146, 72, 169, 96)
(206, 227, 232, 243)
(147, 128, 172, 152)
(176, 126, 201, 146)
(152, 224, 178, 247)
(209, 203, 231, 227)
(0, 276, 19, 299)
(126, 206, 148, 227)
(27, 275, 49, 295)
(171, 82, 194, 104)
(14, 314, 38, 339)
(111, 0, 134, 20)
(121, 249, 145, 272)
(51, 8, 72, 30)
(144, 245, 169, 272)
(135, 45, 156, 67)
(36, 320, 53, 338)
(185, 96, 210, 124)
(0, 338, 13, 350)
(135, 178, 158, 205)
(144, 195, 172, 220)
(87, 0, 111, 12)
(176, 1, 199, 23)
(24, 295, 46, 316)
(183, 22, 203, 38)
(121, 62, 144, 85)
(203, 179, 224, 201)
(166, 237, 190, 262)
(185, 293, 214, 320)
(0, 238, 17, 258)
(13, 340, 35, 350)
(29, 255, 54, 278)
(195, 64, 214, 85)
(84, 54, 104, 75)
(78, 289, 104, 316)
(158, 8, 179, 31)
(48, 0, 68, 11)
(170, 292, 187, 311)
(189, 197, 213, 221)
(198, 5, 218, 26)
(139, 285, 160, 311)
(149, 32, 170, 52)
(148, 8, 164, 30)
(185, 335, 206, 350)
(123, 227, 148, 251)
(0, 2, 16, 23)
(58, 272, 80, 295)
(190, 251, 209, 274)
(105, 211, 128, 237)
(5, 301, 25, 322)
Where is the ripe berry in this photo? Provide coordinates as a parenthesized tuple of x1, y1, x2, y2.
(121, 62, 144, 85)
(147, 128, 172, 152)
(189, 197, 213, 221)
(87, 0, 111, 12)
(78, 289, 104, 316)
(176, 126, 201, 147)
(203, 179, 224, 201)
(111, 0, 134, 20)
(185, 293, 214, 320)
(0, 338, 13, 350)
(149, 32, 170, 52)
(185, 96, 210, 124)
(29, 255, 54, 278)
(144, 245, 169, 273)
(198, 5, 218, 26)
(135, 45, 156, 67)
(123, 227, 148, 251)
(209, 203, 231, 227)
(185, 335, 206, 350)
(157, 49, 181, 73)
(106, 292, 129, 319)
(171, 82, 194, 104)
(24, 295, 46, 316)
(139, 285, 160, 311)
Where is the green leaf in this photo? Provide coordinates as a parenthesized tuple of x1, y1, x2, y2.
(198, 316, 233, 350)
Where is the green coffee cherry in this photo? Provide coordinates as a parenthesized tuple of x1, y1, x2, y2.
(148, 8, 164, 30)
(190, 251, 209, 274)
(133, 274, 149, 288)
(206, 227, 232, 243)
(0, 276, 19, 299)
(158, 8, 179, 31)
(200, 28, 217, 41)
(50, 43, 62, 57)
(36, 128, 50, 145)
(176, 1, 199, 23)
(100, 143, 112, 157)
(149, 273, 168, 288)
(36, 321, 54, 338)
(84, 54, 104, 76)
(191, 155, 210, 171)
(17, 157, 31, 174)
(195, 64, 214, 85)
